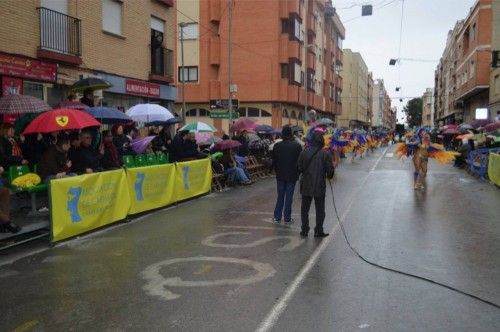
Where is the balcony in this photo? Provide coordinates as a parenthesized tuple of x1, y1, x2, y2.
(209, 36, 221, 65)
(209, 0, 221, 22)
(150, 47, 174, 83)
(37, 7, 82, 65)
(155, 0, 174, 7)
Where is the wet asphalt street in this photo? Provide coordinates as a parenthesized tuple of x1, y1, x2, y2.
(1, 146, 500, 331)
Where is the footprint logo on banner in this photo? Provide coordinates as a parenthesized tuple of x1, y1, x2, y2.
(135, 173, 145, 201)
(182, 166, 190, 190)
(67, 187, 82, 223)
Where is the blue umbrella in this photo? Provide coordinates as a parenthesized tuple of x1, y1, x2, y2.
(146, 117, 182, 126)
(255, 124, 274, 134)
(85, 106, 132, 124)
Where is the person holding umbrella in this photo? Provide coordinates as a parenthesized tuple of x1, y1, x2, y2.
(272, 125, 302, 225)
(80, 89, 95, 108)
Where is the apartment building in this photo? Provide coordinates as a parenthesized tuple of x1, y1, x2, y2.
(0, 0, 177, 114)
(337, 49, 370, 129)
(372, 79, 391, 129)
(176, 0, 345, 132)
(434, 0, 492, 125)
(421, 88, 434, 128)
(367, 72, 374, 127)
(489, 0, 500, 119)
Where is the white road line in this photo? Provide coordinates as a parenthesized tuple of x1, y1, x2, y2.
(255, 147, 388, 332)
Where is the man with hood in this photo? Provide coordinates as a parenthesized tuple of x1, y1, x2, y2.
(272, 125, 302, 225)
(297, 131, 334, 237)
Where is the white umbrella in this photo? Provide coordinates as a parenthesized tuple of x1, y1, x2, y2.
(179, 121, 217, 132)
(126, 104, 174, 123)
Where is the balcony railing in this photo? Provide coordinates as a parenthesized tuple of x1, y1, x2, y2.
(38, 7, 81, 56)
(151, 47, 174, 77)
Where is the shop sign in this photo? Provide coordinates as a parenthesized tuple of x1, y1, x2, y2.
(125, 79, 160, 98)
(209, 110, 240, 119)
(0, 53, 57, 82)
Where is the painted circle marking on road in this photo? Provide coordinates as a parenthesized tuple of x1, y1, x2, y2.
(142, 256, 276, 301)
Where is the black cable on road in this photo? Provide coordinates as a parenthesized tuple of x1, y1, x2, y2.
(327, 180, 500, 310)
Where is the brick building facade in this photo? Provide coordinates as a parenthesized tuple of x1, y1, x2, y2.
(434, 0, 492, 125)
(0, 0, 177, 113)
(176, 0, 345, 133)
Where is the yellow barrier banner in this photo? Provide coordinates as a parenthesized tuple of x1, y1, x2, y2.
(488, 153, 500, 186)
(50, 169, 130, 242)
(126, 164, 176, 214)
(175, 158, 212, 201)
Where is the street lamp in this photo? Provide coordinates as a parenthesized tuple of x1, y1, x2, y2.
(304, 43, 315, 124)
(179, 22, 188, 123)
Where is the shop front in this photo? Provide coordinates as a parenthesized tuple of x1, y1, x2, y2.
(0, 52, 58, 123)
(98, 73, 177, 112)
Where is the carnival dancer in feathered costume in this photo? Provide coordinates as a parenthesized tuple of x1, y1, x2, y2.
(395, 128, 459, 190)
(325, 128, 350, 167)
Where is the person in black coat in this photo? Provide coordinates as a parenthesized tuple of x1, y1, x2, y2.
(271, 125, 302, 224)
(182, 132, 201, 160)
(71, 131, 104, 174)
(170, 130, 187, 162)
(297, 131, 334, 238)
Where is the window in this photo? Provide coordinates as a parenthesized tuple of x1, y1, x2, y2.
(471, 23, 476, 41)
(102, 0, 122, 35)
(292, 17, 304, 42)
(293, 63, 301, 84)
(247, 107, 260, 117)
(179, 23, 199, 40)
(261, 110, 271, 117)
(281, 63, 289, 79)
(199, 109, 209, 116)
(281, 18, 289, 34)
(23, 81, 44, 100)
(178, 66, 198, 82)
(237, 108, 246, 117)
(470, 61, 475, 78)
(186, 109, 197, 117)
(336, 35, 343, 49)
(307, 70, 315, 90)
(495, 75, 500, 95)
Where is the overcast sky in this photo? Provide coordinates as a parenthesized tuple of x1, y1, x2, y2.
(337, 0, 476, 122)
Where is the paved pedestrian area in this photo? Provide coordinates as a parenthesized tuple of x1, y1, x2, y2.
(1, 146, 499, 331)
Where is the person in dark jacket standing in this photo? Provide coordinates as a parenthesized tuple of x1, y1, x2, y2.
(272, 125, 302, 224)
(297, 131, 334, 237)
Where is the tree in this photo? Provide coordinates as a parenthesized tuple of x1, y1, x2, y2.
(403, 97, 423, 128)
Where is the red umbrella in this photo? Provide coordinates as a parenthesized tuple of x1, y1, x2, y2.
(213, 139, 242, 150)
(54, 101, 89, 110)
(484, 122, 500, 132)
(23, 108, 100, 134)
(230, 118, 258, 133)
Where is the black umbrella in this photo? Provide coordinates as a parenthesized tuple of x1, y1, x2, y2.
(71, 77, 112, 92)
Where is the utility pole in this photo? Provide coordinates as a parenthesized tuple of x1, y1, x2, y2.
(227, 0, 233, 134)
(179, 22, 187, 123)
